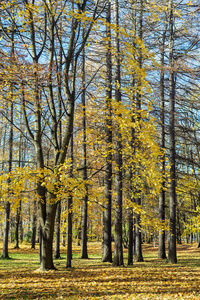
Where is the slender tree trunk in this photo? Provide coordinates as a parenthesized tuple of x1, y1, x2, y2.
(102, 1, 112, 263)
(39, 225, 42, 263)
(133, 218, 136, 255)
(128, 205, 133, 265)
(27, 202, 31, 233)
(81, 188, 88, 259)
(54, 19, 63, 260)
(0, 120, 7, 248)
(10, 217, 13, 243)
(31, 199, 37, 249)
(1, 201, 11, 258)
(177, 208, 182, 244)
(67, 135, 73, 268)
(67, 194, 73, 266)
(81, 28, 88, 259)
(1, 27, 14, 259)
(1, 115, 7, 173)
(14, 113, 24, 249)
(14, 206, 20, 249)
(128, 1, 137, 265)
(135, 0, 144, 263)
(19, 205, 23, 243)
(2, 93, 13, 258)
(158, 30, 167, 259)
(128, 133, 135, 264)
(18, 135, 23, 244)
(135, 213, 143, 262)
(113, 0, 123, 267)
(77, 210, 82, 246)
(62, 213, 66, 247)
(54, 201, 61, 259)
(168, 0, 177, 264)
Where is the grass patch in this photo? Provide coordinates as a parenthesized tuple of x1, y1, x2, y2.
(0, 242, 200, 299)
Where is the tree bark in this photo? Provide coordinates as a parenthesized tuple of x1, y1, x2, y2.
(81, 28, 88, 260)
(113, 0, 123, 267)
(2, 99, 13, 257)
(102, 1, 112, 264)
(1, 26, 14, 259)
(168, 0, 177, 264)
(1, 201, 10, 258)
(19, 210, 23, 244)
(135, 214, 143, 262)
(14, 205, 20, 249)
(158, 30, 167, 259)
(134, 0, 144, 263)
(67, 135, 73, 268)
(177, 208, 182, 245)
(128, 206, 133, 265)
(54, 201, 61, 259)
(39, 194, 57, 271)
(31, 199, 37, 249)
(128, 1, 137, 266)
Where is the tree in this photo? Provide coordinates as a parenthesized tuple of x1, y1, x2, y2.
(81, 27, 88, 259)
(0, 0, 104, 270)
(113, 0, 123, 267)
(168, 0, 177, 264)
(1, 18, 15, 258)
(134, 0, 144, 263)
(102, 0, 113, 263)
(158, 25, 167, 260)
(67, 136, 73, 268)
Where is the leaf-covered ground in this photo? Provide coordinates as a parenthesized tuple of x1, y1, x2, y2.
(0, 242, 200, 299)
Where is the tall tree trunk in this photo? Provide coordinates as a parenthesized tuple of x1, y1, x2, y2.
(113, 0, 123, 267)
(39, 225, 42, 264)
(31, 199, 37, 249)
(19, 203, 23, 244)
(128, 204, 133, 265)
(33, 72, 57, 270)
(54, 18, 63, 260)
(18, 128, 23, 243)
(14, 205, 20, 249)
(2, 107, 13, 254)
(2, 84, 13, 258)
(168, 0, 177, 264)
(1, 201, 11, 258)
(14, 113, 23, 249)
(77, 209, 82, 246)
(81, 28, 88, 259)
(135, 214, 143, 262)
(128, 1, 137, 265)
(1, 113, 7, 173)
(10, 217, 13, 243)
(40, 203, 58, 270)
(135, 0, 144, 263)
(177, 208, 182, 244)
(133, 218, 136, 255)
(158, 30, 167, 259)
(54, 201, 61, 259)
(102, 1, 112, 263)
(1, 25, 14, 259)
(67, 135, 73, 268)
(62, 213, 66, 247)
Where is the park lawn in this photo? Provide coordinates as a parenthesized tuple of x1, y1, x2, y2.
(0, 242, 200, 299)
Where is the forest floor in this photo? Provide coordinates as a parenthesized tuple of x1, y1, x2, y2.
(0, 241, 200, 299)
